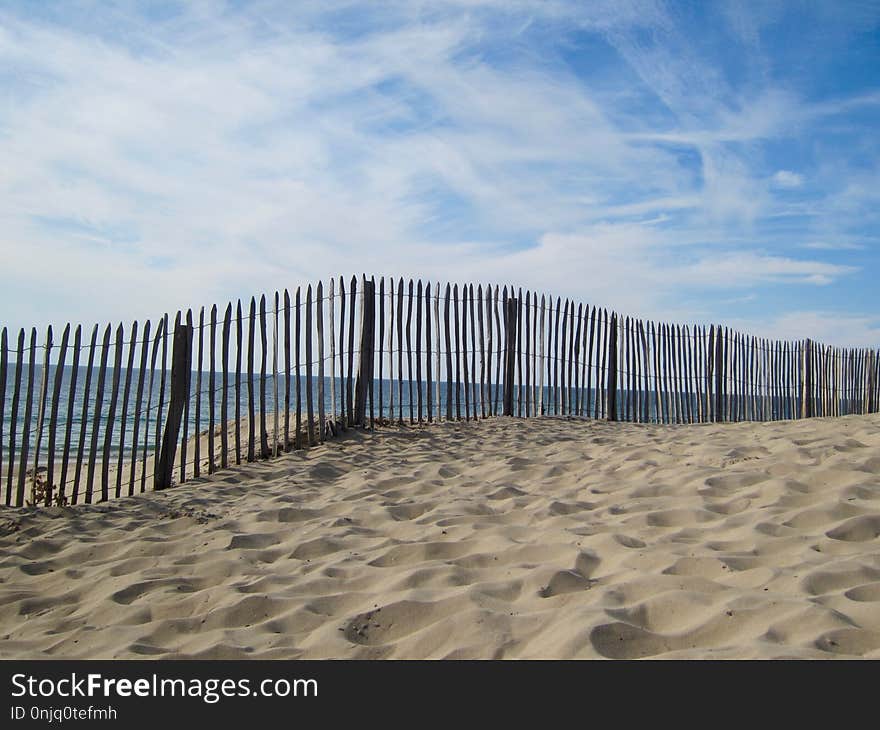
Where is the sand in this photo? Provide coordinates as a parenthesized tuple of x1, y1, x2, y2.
(2, 414, 880, 659)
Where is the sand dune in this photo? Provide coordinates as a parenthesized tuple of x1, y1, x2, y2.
(2, 414, 880, 659)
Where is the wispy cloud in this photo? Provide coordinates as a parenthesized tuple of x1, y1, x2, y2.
(0, 0, 877, 346)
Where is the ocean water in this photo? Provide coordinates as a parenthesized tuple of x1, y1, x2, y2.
(1, 363, 817, 469)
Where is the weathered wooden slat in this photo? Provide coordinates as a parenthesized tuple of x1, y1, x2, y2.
(751, 335, 758, 421)
(606, 314, 618, 421)
(347, 276, 357, 428)
(493, 286, 503, 416)
(812, 339, 820, 418)
(329, 279, 337, 431)
(514, 288, 522, 417)
(306, 285, 315, 445)
(16, 328, 38, 506)
(154, 314, 169, 474)
(550, 297, 559, 415)
(369, 276, 376, 428)
(559, 298, 568, 415)
(246, 297, 256, 462)
(664, 323, 673, 423)
(531, 293, 539, 416)
(221, 304, 231, 468)
(142, 317, 166, 486)
(353, 276, 364, 425)
(6, 329, 24, 505)
(385, 278, 393, 424)
(669, 325, 684, 423)
(648, 322, 658, 423)
(639, 321, 650, 423)
(45, 324, 70, 504)
(353, 275, 371, 426)
(693, 326, 702, 422)
(100, 323, 124, 501)
(586, 306, 595, 419)
(338, 277, 347, 428)
(317, 282, 326, 441)
(684, 325, 694, 423)
(677, 324, 686, 423)
(209, 305, 217, 473)
(234, 301, 243, 463)
(523, 291, 531, 417)
(0, 328, 6, 503)
(557, 298, 566, 417)
(155, 322, 192, 490)
(273, 293, 279, 457)
(535, 295, 544, 416)
(623, 317, 631, 420)
(453, 284, 462, 421)
(259, 295, 269, 457)
(678, 325, 687, 423)
(503, 295, 518, 416)
(426, 281, 433, 423)
(630, 318, 638, 421)
(30, 326, 53, 505)
(599, 309, 610, 419)
(126, 322, 148, 496)
(469, 284, 478, 420)
(715, 326, 725, 422)
(444, 283, 453, 421)
(569, 303, 584, 416)
(462, 284, 471, 421)
(117, 322, 139, 494)
(416, 280, 424, 422)
(84, 324, 111, 503)
(485, 284, 494, 417)
(180, 310, 191, 480)
(570, 300, 578, 416)
(283, 289, 291, 449)
(627, 318, 636, 422)
(194, 307, 204, 478)
(724, 330, 739, 422)
(471, 284, 486, 418)
(630, 319, 639, 422)
(434, 282, 441, 421)
(406, 279, 414, 423)
(45, 326, 74, 502)
(637, 319, 645, 422)
(568, 300, 576, 416)
(378, 277, 385, 423)
(295, 287, 302, 449)
(746, 334, 753, 421)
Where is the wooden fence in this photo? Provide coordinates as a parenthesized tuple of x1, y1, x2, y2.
(1, 275, 878, 508)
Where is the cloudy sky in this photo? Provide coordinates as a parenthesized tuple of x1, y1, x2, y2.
(1, 0, 879, 346)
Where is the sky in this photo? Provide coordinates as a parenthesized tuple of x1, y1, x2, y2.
(1, 0, 879, 347)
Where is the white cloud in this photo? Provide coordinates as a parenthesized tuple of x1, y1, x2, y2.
(0, 1, 875, 347)
(801, 241, 864, 251)
(771, 170, 804, 189)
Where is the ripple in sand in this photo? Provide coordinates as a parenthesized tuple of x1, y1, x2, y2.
(589, 622, 675, 659)
(815, 628, 880, 656)
(825, 515, 880, 542)
(844, 583, 880, 602)
(613, 534, 646, 549)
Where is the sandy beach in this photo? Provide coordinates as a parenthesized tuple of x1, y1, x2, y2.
(2, 414, 880, 659)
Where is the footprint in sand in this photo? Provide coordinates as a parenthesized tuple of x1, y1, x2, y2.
(539, 551, 599, 598)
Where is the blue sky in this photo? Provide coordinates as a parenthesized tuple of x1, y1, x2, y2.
(1, 0, 879, 345)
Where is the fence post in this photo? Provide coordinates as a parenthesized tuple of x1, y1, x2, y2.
(607, 312, 618, 421)
(802, 339, 813, 418)
(503, 296, 518, 415)
(714, 325, 724, 422)
(155, 323, 192, 490)
(354, 277, 375, 426)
